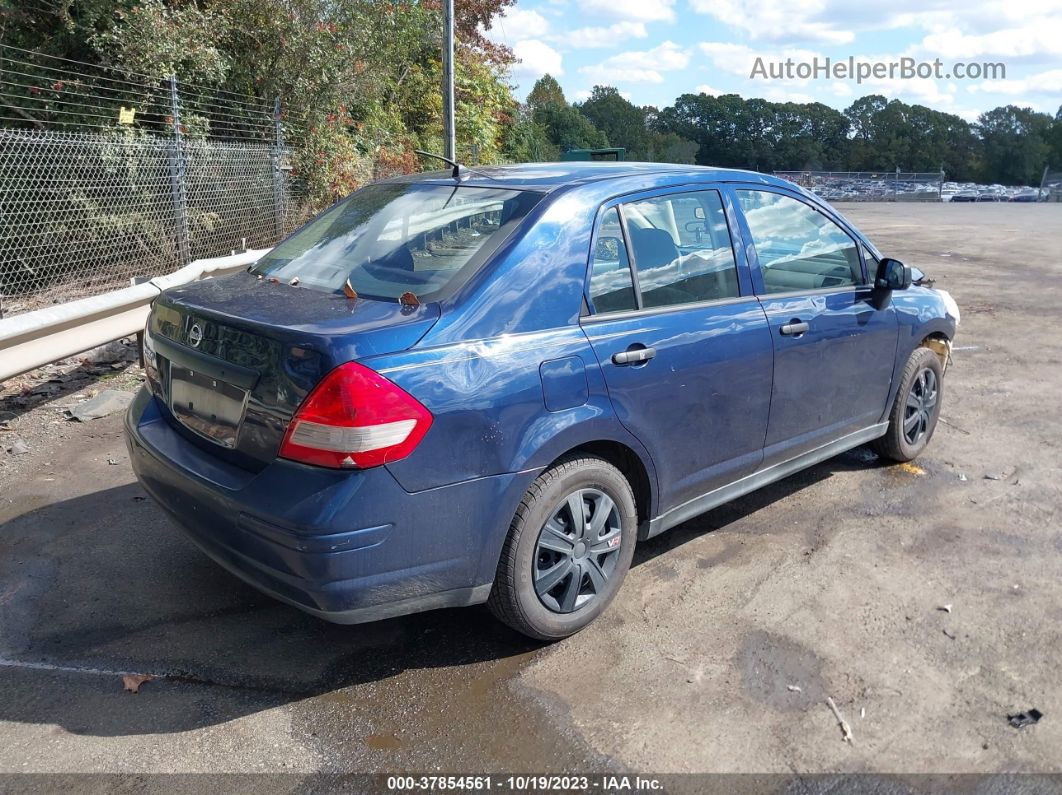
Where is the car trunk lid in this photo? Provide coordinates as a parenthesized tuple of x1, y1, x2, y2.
(147, 272, 439, 471)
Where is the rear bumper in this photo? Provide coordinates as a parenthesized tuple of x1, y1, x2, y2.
(125, 388, 517, 623)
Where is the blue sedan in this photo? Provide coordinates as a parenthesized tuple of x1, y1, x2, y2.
(126, 162, 959, 639)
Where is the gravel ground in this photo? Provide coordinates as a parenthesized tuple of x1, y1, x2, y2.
(0, 203, 1059, 784)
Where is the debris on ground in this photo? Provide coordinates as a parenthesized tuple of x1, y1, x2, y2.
(787, 685, 802, 693)
(943, 629, 956, 640)
(122, 673, 155, 694)
(66, 390, 134, 422)
(826, 697, 853, 743)
(984, 473, 1004, 481)
(860, 707, 866, 719)
(958, 473, 969, 482)
(938, 604, 953, 613)
(5, 437, 30, 456)
(1007, 709, 1043, 729)
(107, 458, 119, 465)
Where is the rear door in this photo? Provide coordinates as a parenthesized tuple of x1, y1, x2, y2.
(580, 186, 774, 514)
(730, 186, 898, 464)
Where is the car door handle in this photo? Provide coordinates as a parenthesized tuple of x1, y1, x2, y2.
(612, 346, 656, 365)
(779, 320, 809, 336)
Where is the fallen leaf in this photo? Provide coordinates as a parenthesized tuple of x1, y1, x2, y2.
(122, 674, 155, 693)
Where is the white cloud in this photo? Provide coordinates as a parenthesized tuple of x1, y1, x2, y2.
(559, 21, 648, 48)
(695, 84, 724, 96)
(483, 8, 551, 45)
(761, 88, 817, 104)
(573, 90, 592, 102)
(965, 68, 1062, 96)
(580, 41, 689, 84)
(689, 0, 855, 44)
(699, 42, 823, 77)
(689, 0, 1062, 69)
(579, 0, 676, 23)
(915, 21, 1062, 62)
(697, 41, 962, 107)
(512, 40, 564, 81)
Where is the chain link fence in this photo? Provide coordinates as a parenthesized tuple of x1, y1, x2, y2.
(774, 170, 945, 202)
(1041, 170, 1062, 202)
(0, 45, 310, 318)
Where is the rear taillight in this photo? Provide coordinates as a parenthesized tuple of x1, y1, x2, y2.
(279, 362, 432, 469)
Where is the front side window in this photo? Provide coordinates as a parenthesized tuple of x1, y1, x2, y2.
(252, 183, 543, 301)
(862, 245, 879, 285)
(736, 190, 861, 294)
(621, 189, 739, 308)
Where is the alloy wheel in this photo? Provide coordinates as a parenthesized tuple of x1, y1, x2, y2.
(903, 367, 938, 445)
(533, 488, 623, 613)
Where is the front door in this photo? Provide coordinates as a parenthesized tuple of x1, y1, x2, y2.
(580, 188, 774, 514)
(732, 187, 899, 464)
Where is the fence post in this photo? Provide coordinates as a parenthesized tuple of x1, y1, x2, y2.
(1039, 165, 1049, 201)
(939, 168, 945, 202)
(167, 75, 191, 265)
(271, 96, 287, 240)
(893, 166, 899, 202)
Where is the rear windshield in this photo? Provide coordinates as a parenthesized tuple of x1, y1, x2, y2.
(251, 183, 543, 301)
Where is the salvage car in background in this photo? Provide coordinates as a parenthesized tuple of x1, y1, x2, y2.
(126, 162, 959, 640)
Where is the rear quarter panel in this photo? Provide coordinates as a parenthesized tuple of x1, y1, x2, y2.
(366, 327, 657, 500)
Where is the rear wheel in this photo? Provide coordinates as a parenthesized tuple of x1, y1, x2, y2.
(488, 455, 637, 640)
(872, 346, 944, 462)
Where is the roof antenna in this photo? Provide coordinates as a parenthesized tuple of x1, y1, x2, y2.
(414, 149, 462, 179)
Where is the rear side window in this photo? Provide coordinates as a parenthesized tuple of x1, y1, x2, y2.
(252, 183, 543, 301)
(622, 190, 739, 308)
(736, 190, 861, 294)
(588, 207, 637, 313)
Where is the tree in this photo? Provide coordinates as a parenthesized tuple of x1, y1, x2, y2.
(576, 86, 648, 159)
(978, 105, 1053, 185)
(523, 75, 607, 153)
(533, 103, 608, 151)
(2, 0, 521, 205)
(526, 74, 566, 112)
(1045, 106, 1062, 173)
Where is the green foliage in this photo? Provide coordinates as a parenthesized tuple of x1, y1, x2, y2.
(526, 74, 566, 112)
(4, 0, 519, 209)
(977, 105, 1053, 185)
(93, 0, 230, 84)
(577, 86, 650, 159)
(4, 2, 1059, 193)
(650, 89, 1059, 184)
(646, 131, 697, 164)
(501, 108, 555, 162)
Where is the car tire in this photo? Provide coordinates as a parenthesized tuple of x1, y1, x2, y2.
(872, 346, 944, 462)
(487, 455, 637, 641)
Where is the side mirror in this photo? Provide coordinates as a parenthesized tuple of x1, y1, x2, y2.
(876, 258, 912, 291)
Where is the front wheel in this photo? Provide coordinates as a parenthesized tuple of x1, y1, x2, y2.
(488, 455, 637, 640)
(873, 346, 944, 462)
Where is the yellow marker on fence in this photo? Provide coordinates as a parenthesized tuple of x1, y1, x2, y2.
(118, 106, 136, 125)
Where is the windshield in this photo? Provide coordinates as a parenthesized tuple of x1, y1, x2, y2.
(252, 183, 543, 301)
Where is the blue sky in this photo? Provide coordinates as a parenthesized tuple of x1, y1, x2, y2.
(483, 0, 1062, 121)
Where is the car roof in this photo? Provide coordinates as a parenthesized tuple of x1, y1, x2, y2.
(383, 161, 793, 193)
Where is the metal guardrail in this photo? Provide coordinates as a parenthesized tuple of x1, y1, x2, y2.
(0, 247, 270, 382)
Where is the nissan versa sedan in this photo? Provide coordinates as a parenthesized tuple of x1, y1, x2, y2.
(126, 162, 960, 640)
